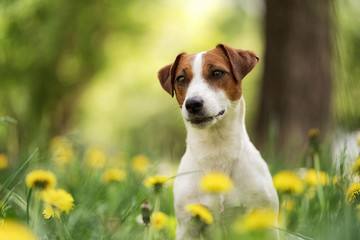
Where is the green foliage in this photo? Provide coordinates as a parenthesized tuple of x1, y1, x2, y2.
(0, 0, 149, 150)
(335, 0, 360, 130)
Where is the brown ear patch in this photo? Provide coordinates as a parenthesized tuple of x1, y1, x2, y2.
(158, 64, 173, 96)
(202, 48, 242, 101)
(216, 44, 259, 82)
(157, 53, 185, 97)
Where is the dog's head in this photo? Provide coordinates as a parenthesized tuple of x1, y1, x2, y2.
(158, 44, 259, 128)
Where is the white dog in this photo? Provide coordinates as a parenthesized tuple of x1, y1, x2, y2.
(158, 44, 279, 239)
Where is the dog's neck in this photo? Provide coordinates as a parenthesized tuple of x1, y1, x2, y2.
(185, 97, 250, 172)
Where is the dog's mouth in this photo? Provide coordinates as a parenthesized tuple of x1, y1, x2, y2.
(187, 109, 225, 126)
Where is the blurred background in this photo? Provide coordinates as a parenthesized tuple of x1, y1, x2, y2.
(0, 0, 359, 165)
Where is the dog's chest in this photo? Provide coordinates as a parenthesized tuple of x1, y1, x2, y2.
(188, 135, 241, 173)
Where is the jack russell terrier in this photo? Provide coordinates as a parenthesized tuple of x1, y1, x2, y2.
(158, 44, 279, 239)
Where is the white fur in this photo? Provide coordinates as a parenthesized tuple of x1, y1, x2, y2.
(173, 53, 279, 239)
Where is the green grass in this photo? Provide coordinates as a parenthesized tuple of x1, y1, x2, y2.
(0, 135, 360, 240)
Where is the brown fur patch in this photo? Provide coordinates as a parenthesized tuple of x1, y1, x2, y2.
(202, 48, 243, 101)
(173, 54, 195, 107)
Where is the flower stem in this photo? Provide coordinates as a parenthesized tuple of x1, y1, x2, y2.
(143, 226, 150, 240)
(32, 190, 41, 234)
(26, 187, 33, 226)
(148, 195, 160, 240)
(314, 152, 325, 213)
(59, 217, 73, 240)
(55, 218, 66, 240)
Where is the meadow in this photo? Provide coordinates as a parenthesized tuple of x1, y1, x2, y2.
(1, 126, 360, 240)
(0, 0, 359, 239)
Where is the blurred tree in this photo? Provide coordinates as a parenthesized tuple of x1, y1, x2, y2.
(256, 0, 334, 153)
(0, 0, 147, 153)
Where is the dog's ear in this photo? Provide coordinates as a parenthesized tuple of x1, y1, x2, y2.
(158, 53, 184, 97)
(216, 44, 259, 82)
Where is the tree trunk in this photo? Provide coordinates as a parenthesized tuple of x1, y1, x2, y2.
(256, 0, 333, 154)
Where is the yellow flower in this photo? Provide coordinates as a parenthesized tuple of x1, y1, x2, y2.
(85, 147, 106, 168)
(333, 176, 338, 185)
(41, 188, 74, 219)
(352, 157, 360, 176)
(200, 172, 233, 194)
(50, 136, 70, 150)
(185, 204, 213, 224)
(144, 175, 169, 193)
(131, 155, 150, 173)
(281, 199, 295, 211)
(273, 171, 304, 194)
(101, 168, 126, 183)
(308, 128, 320, 138)
(53, 147, 74, 165)
(151, 212, 168, 230)
(305, 187, 316, 199)
(50, 136, 74, 164)
(233, 209, 277, 232)
(144, 175, 169, 187)
(26, 170, 57, 190)
(0, 220, 38, 240)
(304, 169, 329, 186)
(346, 182, 360, 206)
(0, 153, 8, 169)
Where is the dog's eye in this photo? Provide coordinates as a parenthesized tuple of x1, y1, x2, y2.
(175, 75, 186, 85)
(212, 70, 224, 78)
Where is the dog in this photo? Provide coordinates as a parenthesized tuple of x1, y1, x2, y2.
(158, 44, 279, 239)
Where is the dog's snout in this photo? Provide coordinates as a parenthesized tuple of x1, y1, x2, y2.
(185, 97, 204, 114)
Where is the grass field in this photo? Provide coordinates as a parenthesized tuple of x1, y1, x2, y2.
(1, 132, 360, 240)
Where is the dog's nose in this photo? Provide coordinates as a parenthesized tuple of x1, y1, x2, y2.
(185, 97, 204, 114)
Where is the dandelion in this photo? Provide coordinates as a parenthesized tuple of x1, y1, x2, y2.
(85, 147, 106, 168)
(308, 128, 320, 138)
(0, 153, 8, 169)
(144, 175, 170, 193)
(101, 168, 126, 183)
(273, 171, 304, 195)
(50, 136, 70, 150)
(41, 188, 74, 219)
(200, 172, 233, 194)
(26, 170, 57, 190)
(131, 154, 150, 173)
(185, 204, 213, 224)
(281, 199, 295, 211)
(233, 209, 277, 233)
(0, 220, 38, 240)
(151, 212, 168, 230)
(346, 183, 360, 206)
(352, 157, 360, 176)
(304, 169, 329, 186)
(308, 128, 320, 154)
(50, 136, 74, 164)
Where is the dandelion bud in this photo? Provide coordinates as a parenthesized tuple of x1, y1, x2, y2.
(141, 200, 152, 226)
(308, 128, 320, 154)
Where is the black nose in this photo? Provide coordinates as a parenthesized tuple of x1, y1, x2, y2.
(185, 97, 204, 114)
